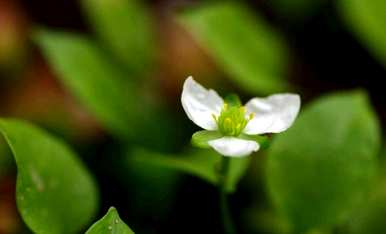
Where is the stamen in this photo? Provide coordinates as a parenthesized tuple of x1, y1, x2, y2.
(216, 103, 251, 136)
(236, 123, 241, 131)
(224, 118, 232, 132)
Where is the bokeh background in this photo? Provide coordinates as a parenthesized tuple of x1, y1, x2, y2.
(0, 0, 385, 233)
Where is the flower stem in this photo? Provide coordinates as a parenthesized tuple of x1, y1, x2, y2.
(218, 156, 236, 234)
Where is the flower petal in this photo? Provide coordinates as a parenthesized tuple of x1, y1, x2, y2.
(244, 93, 300, 135)
(181, 76, 224, 130)
(208, 137, 260, 157)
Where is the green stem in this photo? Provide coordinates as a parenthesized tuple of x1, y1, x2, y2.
(218, 157, 236, 234)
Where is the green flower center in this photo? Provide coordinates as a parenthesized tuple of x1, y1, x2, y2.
(213, 103, 254, 137)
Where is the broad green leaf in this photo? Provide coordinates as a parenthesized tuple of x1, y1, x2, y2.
(0, 119, 99, 234)
(338, 0, 386, 66)
(128, 148, 251, 193)
(347, 150, 386, 234)
(347, 179, 386, 234)
(191, 130, 222, 148)
(35, 30, 134, 139)
(243, 207, 291, 234)
(35, 29, 179, 150)
(266, 91, 380, 231)
(180, 2, 289, 94)
(86, 207, 134, 234)
(81, 0, 154, 75)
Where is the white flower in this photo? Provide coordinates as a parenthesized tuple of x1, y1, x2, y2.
(181, 76, 301, 157)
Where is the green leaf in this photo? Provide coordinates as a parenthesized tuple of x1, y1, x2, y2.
(81, 0, 154, 75)
(191, 130, 222, 148)
(86, 207, 134, 234)
(180, 2, 289, 94)
(128, 148, 251, 193)
(0, 118, 99, 234)
(347, 179, 386, 234)
(35, 30, 134, 139)
(266, 91, 380, 231)
(35, 29, 180, 150)
(338, 0, 386, 66)
(347, 149, 386, 234)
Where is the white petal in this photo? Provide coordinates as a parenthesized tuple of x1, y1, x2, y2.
(243, 93, 300, 135)
(208, 137, 259, 157)
(181, 76, 224, 130)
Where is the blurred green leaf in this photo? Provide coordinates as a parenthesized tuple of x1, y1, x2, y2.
(347, 149, 386, 234)
(191, 130, 222, 148)
(35, 30, 134, 139)
(0, 118, 99, 234)
(81, 0, 155, 75)
(122, 158, 179, 217)
(128, 148, 251, 193)
(347, 180, 386, 234)
(243, 207, 292, 234)
(338, 0, 386, 66)
(266, 91, 380, 231)
(86, 207, 134, 234)
(180, 2, 289, 94)
(35, 29, 180, 150)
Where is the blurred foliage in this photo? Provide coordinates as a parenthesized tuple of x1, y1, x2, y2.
(0, 138, 11, 179)
(0, 1, 28, 76)
(269, 0, 327, 22)
(0, 119, 99, 234)
(35, 29, 180, 150)
(86, 207, 134, 234)
(127, 148, 250, 193)
(35, 30, 137, 139)
(338, 0, 386, 67)
(267, 91, 381, 231)
(81, 0, 155, 76)
(347, 178, 386, 234)
(180, 2, 289, 95)
(345, 147, 386, 234)
(122, 152, 180, 218)
(0, 0, 386, 233)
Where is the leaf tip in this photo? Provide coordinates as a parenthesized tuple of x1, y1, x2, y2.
(107, 206, 118, 215)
